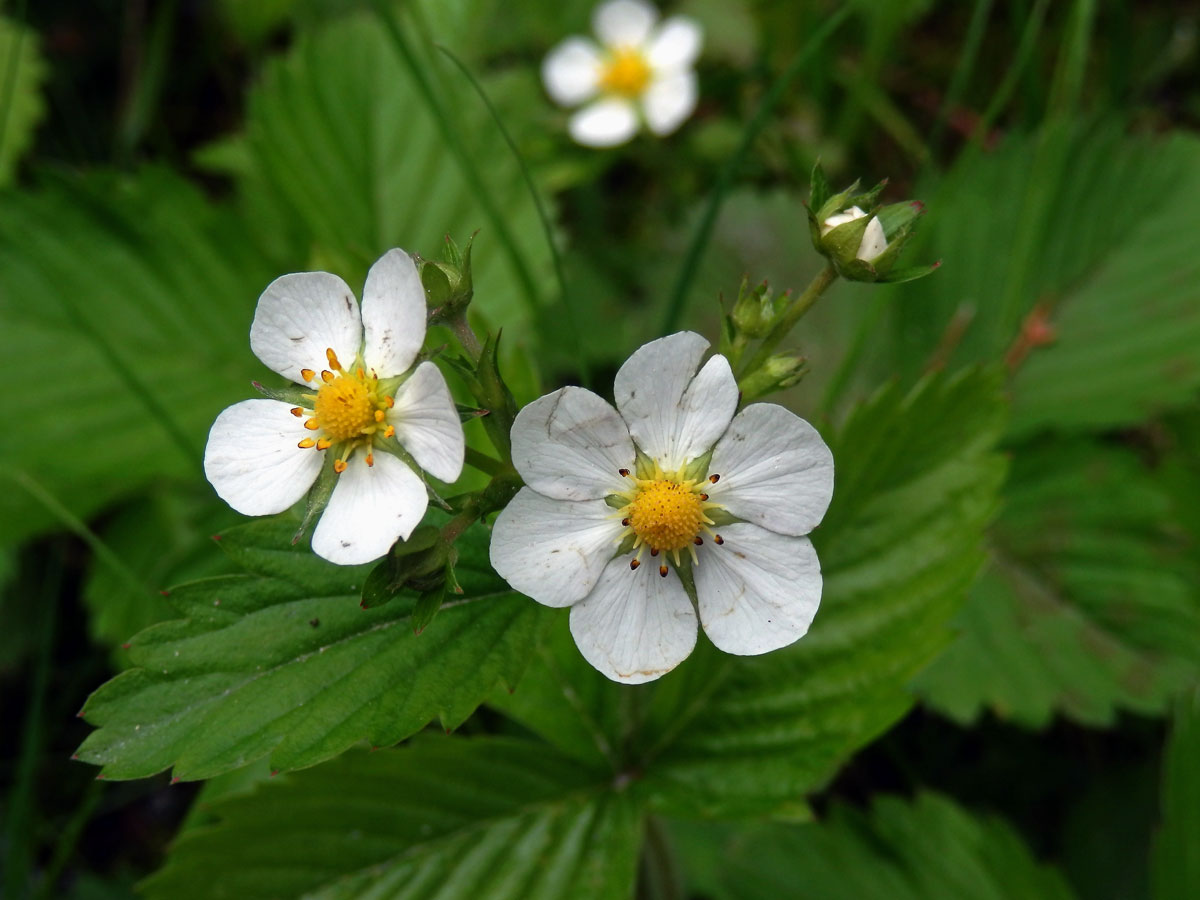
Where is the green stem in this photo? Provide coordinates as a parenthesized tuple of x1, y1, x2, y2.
(464, 446, 504, 477)
(659, 6, 851, 335)
(435, 44, 591, 389)
(449, 311, 483, 363)
(370, 1, 543, 319)
(740, 263, 837, 379)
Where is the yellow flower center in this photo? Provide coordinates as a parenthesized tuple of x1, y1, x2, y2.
(599, 48, 651, 98)
(629, 479, 705, 552)
(293, 348, 396, 473)
(314, 376, 374, 442)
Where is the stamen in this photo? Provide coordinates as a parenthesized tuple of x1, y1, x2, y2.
(365, 453, 374, 467)
(333, 459, 347, 474)
(326, 348, 343, 371)
(658, 565, 668, 578)
(356, 367, 366, 380)
(713, 534, 724, 545)
(629, 559, 640, 571)
(383, 425, 395, 438)
(384, 396, 394, 408)
(650, 547, 659, 557)
(699, 493, 709, 501)
(320, 370, 335, 384)
(709, 474, 721, 484)
(304, 419, 320, 431)
(300, 368, 315, 382)
(618, 468, 630, 477)
(693, 536, 703, 545)
(290, 407, 304, 417)
(315, 438, 332, 450)
(297, 438, 316, 449)
(374, 409, 386, 422)
(621, 517, 630, 527)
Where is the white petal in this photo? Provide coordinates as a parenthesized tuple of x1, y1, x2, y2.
(250, 272, 363, 385)
(695, 523, 822, 655)
(543, 37, 603, 106)
(593, 0, 658, 48)
(360, 249, 427, 378)
(510, 386, 633, 501)
(641, 69, 697, 136)
(613, 331, 738, 470)
(489, 489, 621, 608)
(569, 556, 696, 684)
(568, 98, 640, 147)
(311, 452, 427, 565)
(820, 205, 867, 236)
(203, 399, 323, 516)
(647, 16, 703, 70)
(389, 361, 464, 484)
(857, 216, 888, 261)
(708, 403, 834, 536)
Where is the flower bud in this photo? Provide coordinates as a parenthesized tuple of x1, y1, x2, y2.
(806, 162, 939, 284)
(729, 277, 786, 339)
(738, 352, 808, 401)
(420, 233, 475, 319)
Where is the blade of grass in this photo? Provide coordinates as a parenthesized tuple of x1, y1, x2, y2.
(659, 5, 851, 335)
(969, 0, 1051, 145)
(435, 44, 590, 388)
(0, 0, 28, 170)
(370, 0, 543, 320)
(929, 0, 994, 155)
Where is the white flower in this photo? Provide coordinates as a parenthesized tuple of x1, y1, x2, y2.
(204, 249, 464, 566)
(542, 0, 702, 147)
(489, 332, 834, 683)
(821, 205, 888, 261)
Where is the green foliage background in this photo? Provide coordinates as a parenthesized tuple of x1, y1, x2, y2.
(1, 0, 1198, 898)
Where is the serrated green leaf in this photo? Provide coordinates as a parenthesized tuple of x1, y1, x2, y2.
(915, 441, 1200, 728)
(672, 792, 1077, 900)
(884, 124, 1200, 434)
(75, 519, 546, 781)
(493, 369, 1007, 816)
(237, 10, 552, 335)
(0, 168, 277, 543)
(0, 16, 47, 186)
(1153, 689, 1200, 900)
(141, 737, 638, 900)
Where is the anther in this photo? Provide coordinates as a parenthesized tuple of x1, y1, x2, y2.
(700, 493, 709, 501)
(365, 453, 374, 467)
(709, 474, 721, 484)
(315, 438, 332, 450)
(621, 517, 630, 527)
(659, 565, 669, 578)
(297, 438, 316, 449)
(384, 396, 394, 408)
(333, 459, 347, 474)
(383, 425, 395, 438)
(618, 468, 630, 477)
(693, 536, 703, 545)
(650, 547, 659, 557)
(300, 368, 315, 382)
(356, 367, 366, 380)
(290, 407, 304, 417)
(326, 348, 342, 371)
(629, 559, 640, 570)
(714, 534, 724, 545)
(374, 409, 386, 422)
(304, 419, 320, 431)
(320, 370, 335, 384)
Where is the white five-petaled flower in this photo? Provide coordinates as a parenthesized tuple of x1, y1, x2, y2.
(489, 332, 834, 684)
(542, 0, 702, 147)
(821, 205, 888, 262)
(204, 249, 465, 566)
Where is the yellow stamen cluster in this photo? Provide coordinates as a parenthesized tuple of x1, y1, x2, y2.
(294, 348, 396, 471)
(614, 464, 724, 574)
(599, 48, 652, 98)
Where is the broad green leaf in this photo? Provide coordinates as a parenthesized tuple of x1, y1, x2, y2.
(494, 369, 1007, 816)
(916, 441, 1200, 727)
(236, 11, 552, 334)
(142, 737, 639, 900)
(0, 168, 277, 543)
(75, 519, 545, 780)
(1152, 689, 1200, 900)
(672, 792, 1077, 900)
(0, 16, 46, 186)
(885, 125, 1200, 435)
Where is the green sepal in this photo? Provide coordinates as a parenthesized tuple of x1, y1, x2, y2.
(633, 446, 657, 480)
(359, 524, 453, 610)
(672, 553, 699, 606)
(420, 260, 453, 308)
(250, 381, 313, 405)
(876, 260, 943, 284)
(292, 453, 339, 544)
(410, 585, 445, 635)
(822, 216, 872, 263)
(705, 507, 746, 527)
(456, 403, 489, 422)
(476, 330, 518, 459)
(422, 232, 476, 321)
(683, 448, 714, 483)
(605, 493, 629, 510)
(808, 160, 832, 212)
